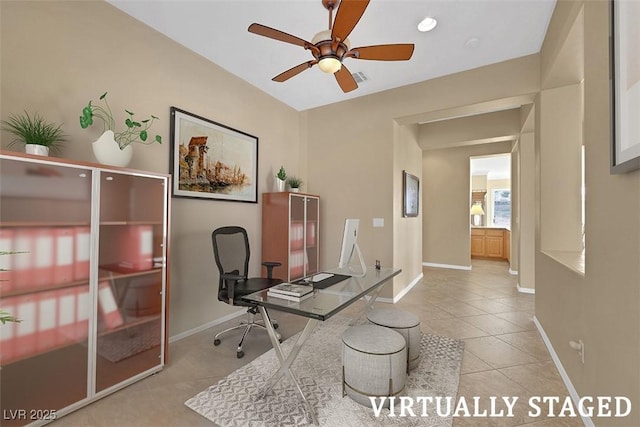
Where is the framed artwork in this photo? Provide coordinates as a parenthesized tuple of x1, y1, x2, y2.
(169, 107, 258, 202)
(611, 0, 640, 173)
(402, 170, 419, 217)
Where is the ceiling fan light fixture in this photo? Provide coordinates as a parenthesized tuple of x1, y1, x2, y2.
(318, 56, 342, 74)
(418, 17, 437, 32)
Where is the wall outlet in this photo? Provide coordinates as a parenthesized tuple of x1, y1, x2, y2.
(373, 218, 384, 227)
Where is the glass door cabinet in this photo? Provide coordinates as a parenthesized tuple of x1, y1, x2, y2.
(0, 152, 169, 426)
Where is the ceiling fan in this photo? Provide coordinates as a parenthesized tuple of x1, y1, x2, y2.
(248, 0, 414, 93)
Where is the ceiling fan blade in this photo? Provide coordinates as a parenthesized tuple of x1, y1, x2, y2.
(331, 0, 370, 42)
(349, 44, 415, 61)
(248, 23, 310, 48)
(272, 61, 317, 82)
(334, 64, 358, 93)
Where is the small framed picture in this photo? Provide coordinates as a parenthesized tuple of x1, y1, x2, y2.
(170, 107, 258, 203)
(403, 170, 419, 217)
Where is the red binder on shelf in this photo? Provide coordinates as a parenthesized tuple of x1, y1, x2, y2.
(32, 228, 55, 288)
(306, 222, 316, 246)
(0, 297, 17, 364)
(14, 294, 38, 359)
(115, 225, 153, 271)
(56, 287, 77, 346)
(98, 281, 124, 330)
(37, 290, 58, 352)
(75, 284, 90, 341)
(53, 228, 75, 285)
(73, 226, 91, 281)
(290, 222, 304, 250)
(0, 228, 14, 293)
(12, 228, 34, 290)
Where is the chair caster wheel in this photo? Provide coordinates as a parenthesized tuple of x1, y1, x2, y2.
(213, 339, 221, 346)
(237, 350, 244, 359)
(273, 322, 279, 330)
(278, 338, 283, 344)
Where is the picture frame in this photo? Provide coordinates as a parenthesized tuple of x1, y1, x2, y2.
(402, 170, 419, 217)
(169, 107, 258, 203)
(610, 0, 640, 174)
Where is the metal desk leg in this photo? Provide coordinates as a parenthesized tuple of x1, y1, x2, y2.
(349, 284, 386, 326)
(257, 306, 320, 425)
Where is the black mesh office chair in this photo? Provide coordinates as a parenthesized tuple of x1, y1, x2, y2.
(211, 226, 283, 358)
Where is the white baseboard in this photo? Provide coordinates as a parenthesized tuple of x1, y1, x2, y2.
(423, 262, 472, 271)
(533, 316, 594, 427)
(509, 268, 518, 275)
(376, 272, 424, 304)
(169, 308, 246, 343)
(517, 283, 535, 294)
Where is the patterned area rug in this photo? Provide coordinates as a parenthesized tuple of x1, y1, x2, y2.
(185, 315, 464, 426)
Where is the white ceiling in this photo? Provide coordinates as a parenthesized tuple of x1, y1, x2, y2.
(471, 154, 511, 180)
(108, 0, 556, 112)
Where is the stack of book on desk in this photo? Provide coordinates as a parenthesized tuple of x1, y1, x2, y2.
(267, 283, 314, 302)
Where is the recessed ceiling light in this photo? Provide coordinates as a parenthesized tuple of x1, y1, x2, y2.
(417, 17, 437, 32)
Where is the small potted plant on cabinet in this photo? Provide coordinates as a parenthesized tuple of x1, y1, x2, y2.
(1, 111, 66, 156)
(287, 176, 303, 192)
(79, 91, 162, 167)
(275, 166, 287, 191)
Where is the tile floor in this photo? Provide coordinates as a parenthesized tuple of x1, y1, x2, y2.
(54, 259, 583, 426)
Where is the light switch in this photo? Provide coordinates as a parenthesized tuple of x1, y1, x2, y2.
(373, 218, 384, 227)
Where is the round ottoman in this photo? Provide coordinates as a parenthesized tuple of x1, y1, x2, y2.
(367, 308, 421, 371)
(341, 324, 407, 408)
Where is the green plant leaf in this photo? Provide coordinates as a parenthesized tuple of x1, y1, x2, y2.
(99, 92, 107, 100)
(125, 118, 134, 128)
(125, 110, 134, 116)
(140, 130, 148, 141)
(132, 121, 141, 128)
(151, 115, 159, 120)
(155, 135, 162, 143)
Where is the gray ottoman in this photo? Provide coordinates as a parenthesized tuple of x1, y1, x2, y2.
(341, 324, 407, 408)
(367, 308, 421, 371)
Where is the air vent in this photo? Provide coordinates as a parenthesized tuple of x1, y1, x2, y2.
(351, 71, 369, 83)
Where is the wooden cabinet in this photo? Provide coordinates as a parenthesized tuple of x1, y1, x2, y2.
(0, 151, 170, 425)
(262, 192, 319, 282)
(471, 227, 508, 260)
(470, 229, 486, 257)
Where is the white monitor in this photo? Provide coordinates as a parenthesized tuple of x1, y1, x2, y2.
(337, 219, 367, 277)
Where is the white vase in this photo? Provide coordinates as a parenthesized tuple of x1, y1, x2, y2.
(25, 144, 49, 156)
(92, 130, 132, 167)
(276, 178, 286, 192)
(290, 187, 300, 193)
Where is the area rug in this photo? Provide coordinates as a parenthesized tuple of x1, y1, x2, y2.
(185, 315, 464, 426)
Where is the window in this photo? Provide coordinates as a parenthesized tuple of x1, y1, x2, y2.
(492, 189, 511, 228)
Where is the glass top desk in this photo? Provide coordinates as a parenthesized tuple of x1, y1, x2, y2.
(242, 267, 401, 425)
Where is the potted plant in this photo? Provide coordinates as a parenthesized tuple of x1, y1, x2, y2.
(1, 111, 66, 156)
(275, 166, 287, 191)
(79, 92, 162, 167)
(287, 176, 303, 192)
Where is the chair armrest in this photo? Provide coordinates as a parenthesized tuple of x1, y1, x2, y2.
(262, 261, 282, 279)
(221, 273, 244, 304)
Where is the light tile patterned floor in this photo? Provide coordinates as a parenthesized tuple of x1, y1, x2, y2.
(53, 259, 583, 426)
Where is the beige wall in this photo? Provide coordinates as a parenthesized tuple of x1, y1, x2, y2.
(536, 2, 640, 426)
(0, 1, 302, 337)
(393, 123, 423, 295)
